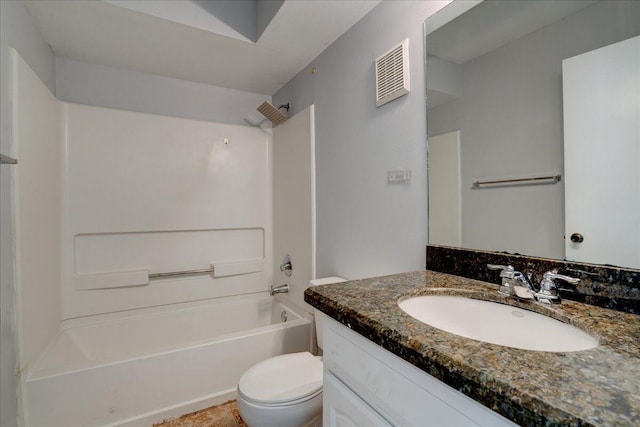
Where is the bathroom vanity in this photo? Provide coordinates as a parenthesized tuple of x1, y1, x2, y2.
(322, 316, 515, 426)
(305, 271, 640, 426)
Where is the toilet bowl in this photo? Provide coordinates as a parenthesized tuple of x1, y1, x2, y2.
(236, 277, 347, 427)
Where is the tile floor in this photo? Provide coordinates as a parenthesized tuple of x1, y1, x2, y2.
(154, 400, 247, 427)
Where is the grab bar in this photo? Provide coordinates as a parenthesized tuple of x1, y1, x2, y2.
(149, 267, 215, 280)
(0, 153, 18, 164)
(76, 260, 265, 289)
(473, 174, 561, 188)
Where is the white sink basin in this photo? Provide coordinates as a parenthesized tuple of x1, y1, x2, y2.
(398, 295, 598, 352)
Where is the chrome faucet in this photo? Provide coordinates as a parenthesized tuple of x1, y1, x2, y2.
(270, 283, 289, 296)
(487, 264, 533, 295)
(535, 270, 580, 304)
(487, 265, 579, 304)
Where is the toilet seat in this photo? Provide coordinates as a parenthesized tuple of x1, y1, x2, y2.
(238, 352, 323, 406)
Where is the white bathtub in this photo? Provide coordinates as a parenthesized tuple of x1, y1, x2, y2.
(22, 294, 311, 427)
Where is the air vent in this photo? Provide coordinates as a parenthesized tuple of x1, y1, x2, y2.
(375, 38, 410, 107)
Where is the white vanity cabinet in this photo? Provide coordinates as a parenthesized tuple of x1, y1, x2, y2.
(322, 317, 517, 427)
(324, 372, 393, 427)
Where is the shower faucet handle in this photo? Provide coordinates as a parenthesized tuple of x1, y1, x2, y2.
(280, 261, 292, 271)
(280, 254, 293, 277)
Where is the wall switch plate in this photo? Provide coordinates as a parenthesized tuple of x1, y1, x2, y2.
(387, 169, 411, 183)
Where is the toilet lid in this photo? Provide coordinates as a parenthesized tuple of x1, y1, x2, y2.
(238, 352, 323, 405)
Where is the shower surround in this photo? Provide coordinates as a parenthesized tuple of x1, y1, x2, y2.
(12, 51, 309, 426)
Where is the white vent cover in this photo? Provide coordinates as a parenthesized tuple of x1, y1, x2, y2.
(375, 38, 410, 107)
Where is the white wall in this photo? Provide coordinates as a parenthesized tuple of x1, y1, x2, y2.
(61, 103, 272, 319)
(56, 57, 270, 126)
(0, 2, 55, 426)
(54, 52, 275, 319)
(273, 106, 315, 314)
(13, 50, 62, 374)
(273, 1, 451, 279)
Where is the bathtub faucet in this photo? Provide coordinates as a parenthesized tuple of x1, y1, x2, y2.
(270, 283, 289, 296)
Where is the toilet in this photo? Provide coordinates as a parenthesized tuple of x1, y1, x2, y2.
(237, 277, 347, 427)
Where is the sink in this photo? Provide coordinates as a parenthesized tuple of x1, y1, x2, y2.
(398, 295, 598, 352)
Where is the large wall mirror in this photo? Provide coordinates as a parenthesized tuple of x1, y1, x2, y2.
(425, 0, 640, 269)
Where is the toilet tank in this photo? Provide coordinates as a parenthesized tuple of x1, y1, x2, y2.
(309, 277, 347, 351)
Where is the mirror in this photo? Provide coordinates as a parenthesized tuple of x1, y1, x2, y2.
(425, 0, 640, 269)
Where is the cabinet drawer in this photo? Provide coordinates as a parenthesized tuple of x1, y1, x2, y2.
(324, 372, 393, 427)
(323, 317, 516, 427)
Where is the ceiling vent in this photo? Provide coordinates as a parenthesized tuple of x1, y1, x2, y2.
(375, 38, 410, 107)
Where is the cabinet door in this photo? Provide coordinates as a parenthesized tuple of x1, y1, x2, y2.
(324, 372, 392, 427)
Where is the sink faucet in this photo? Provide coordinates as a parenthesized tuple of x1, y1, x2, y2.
(270, 283, 289, 296)
(487, 265, 579, 304)
(487, 264, 533, 295)
(536, 270, 580, 304)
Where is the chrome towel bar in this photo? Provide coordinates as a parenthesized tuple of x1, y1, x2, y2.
(149, 267, 215, 280)
(473, 174, 561, 188)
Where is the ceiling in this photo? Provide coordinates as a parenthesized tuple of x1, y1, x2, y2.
(426, 0, 598, 64)
(26, 0, 380, 95)
(425, 0, 599, 109)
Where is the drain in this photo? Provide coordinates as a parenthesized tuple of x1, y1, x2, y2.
(281, 310, 288, 322)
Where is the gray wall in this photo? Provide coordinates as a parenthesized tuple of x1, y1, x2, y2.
(273, 1, 451, 279)
(428, 0, 640, 259)
(56, 57, 270, 125)
(0, 2, 56, 426)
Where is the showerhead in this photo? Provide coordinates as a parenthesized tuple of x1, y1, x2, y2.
(257, 101, 290, 127)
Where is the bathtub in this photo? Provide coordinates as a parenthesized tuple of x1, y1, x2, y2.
(22, 294, 311, 427)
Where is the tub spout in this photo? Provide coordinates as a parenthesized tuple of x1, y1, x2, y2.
(270, 283, 289, 296)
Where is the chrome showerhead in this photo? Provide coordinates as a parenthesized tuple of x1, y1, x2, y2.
(257, 101, 290, 127)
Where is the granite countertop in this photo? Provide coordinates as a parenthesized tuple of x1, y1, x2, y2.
(304, 270, 640, 426)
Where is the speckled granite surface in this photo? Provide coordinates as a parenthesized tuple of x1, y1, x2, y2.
(305, 271, 640, 426)
(427, 245, 640, 314)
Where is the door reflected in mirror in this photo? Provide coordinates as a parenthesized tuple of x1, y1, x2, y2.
(425, 0, 640, 269)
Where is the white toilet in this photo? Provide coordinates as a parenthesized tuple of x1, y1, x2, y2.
(237, 277, 347, 427)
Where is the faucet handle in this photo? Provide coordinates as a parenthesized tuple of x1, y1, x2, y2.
(487, 264, 515, 278)
(537, 270, 580, 303)
(280, 254, 293, 277)
(487, 264, 517, 295)
(541, 270, 580, 289)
